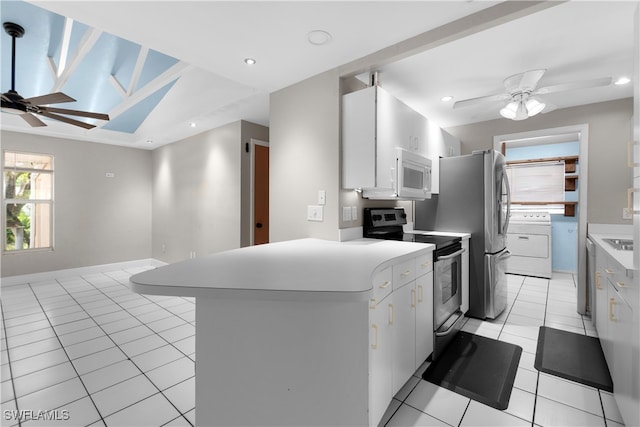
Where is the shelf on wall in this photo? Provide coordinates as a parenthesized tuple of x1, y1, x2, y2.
(511, 201, 578, 217)
(565, 175, 578, 191)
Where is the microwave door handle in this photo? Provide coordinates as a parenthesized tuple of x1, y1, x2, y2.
(435, 248, 466, 261)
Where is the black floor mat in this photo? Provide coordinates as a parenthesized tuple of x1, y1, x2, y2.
(535, 326, 613, 392)
(422, 331, 522, 410)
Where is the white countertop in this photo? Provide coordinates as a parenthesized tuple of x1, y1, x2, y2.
(588, 224, 634, 272)
(129, 238, 433, 301)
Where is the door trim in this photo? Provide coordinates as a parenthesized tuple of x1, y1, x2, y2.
(493, 124, 589, 302)
(250, 138, 269, 246)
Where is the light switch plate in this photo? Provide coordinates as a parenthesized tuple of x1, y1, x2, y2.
(342, 206, 352, 222)
(318, 190, 326, 205)
(308, 205, 323, 221)
(351, 206, 358, 221)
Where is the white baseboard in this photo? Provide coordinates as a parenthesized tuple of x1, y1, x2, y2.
(1, 258, 167, 288)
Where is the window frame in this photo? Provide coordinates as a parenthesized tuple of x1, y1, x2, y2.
(3, 150, 55, 253)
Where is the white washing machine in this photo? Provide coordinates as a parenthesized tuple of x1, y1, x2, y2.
(506, 211, 552, 279)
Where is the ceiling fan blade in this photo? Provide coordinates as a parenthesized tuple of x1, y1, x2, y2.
(20, 113, 47, 127)
(39, 106, 109, 121)
(37, 111, 96, 129)
(22, 92, 76, 106)
(504, 69, 546, 94)
(453, 93, 511, 109)
(534, 77, 613, 95)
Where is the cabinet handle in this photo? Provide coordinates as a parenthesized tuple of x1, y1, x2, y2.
(421, 261, 431, 268)
(371, 324, 378, 350)
(411, 289, 416, 308)
(389, 303, 395, 325)
(595, 272, 602, 289)
(616, 281, 628, 289)
(605, 268, 615, 275)
(609, 298, 617, 321)
(370, 298, 377, 309)
(418, 285, 424, 303)
(401, 270, 411, 277)
(379, 281, 391, 289)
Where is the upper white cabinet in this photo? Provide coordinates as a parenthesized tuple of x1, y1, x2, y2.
(342, 85, 460, 195)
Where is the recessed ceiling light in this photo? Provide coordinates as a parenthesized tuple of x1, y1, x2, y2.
(189, 122, 196, 128)
(307, 30, 332, 46)
(244, 58, 256, 65)
(146, 140, 153, 144)
(614, 77, 631, 85)
(441, 96, 453, 102)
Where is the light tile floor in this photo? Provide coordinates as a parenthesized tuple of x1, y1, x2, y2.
(382, 273, 626, 427)
(0, 268, 625, 426)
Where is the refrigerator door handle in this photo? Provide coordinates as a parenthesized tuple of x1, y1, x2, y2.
(502, 170, 511, 235)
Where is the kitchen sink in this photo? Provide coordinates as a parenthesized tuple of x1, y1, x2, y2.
(603, 238, 634, 251)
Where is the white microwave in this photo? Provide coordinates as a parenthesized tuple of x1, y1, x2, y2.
(363, 148, 432, 200)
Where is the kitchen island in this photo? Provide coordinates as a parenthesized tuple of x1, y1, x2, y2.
(129, 238, 434, 426)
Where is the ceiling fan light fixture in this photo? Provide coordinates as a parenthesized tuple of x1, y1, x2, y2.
(499, 101, 518, 119)
(525, 97, 545, 116)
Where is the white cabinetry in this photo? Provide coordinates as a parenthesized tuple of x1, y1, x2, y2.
(592, 239, 636, 426)
(368, 249, 434, 425)
(342, 86, 460, 195)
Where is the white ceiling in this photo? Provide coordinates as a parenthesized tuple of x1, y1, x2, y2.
(3, 1, 637, 148)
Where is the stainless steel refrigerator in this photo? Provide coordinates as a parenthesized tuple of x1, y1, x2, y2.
(415, 150, 511, 319)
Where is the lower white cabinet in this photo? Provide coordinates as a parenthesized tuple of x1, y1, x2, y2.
(592, 240, 637, 427)
(415, 273, 434, 370)
(369, 250, 434, 425)
(369, 294, 392, 425)
(391, 282, 416, 394)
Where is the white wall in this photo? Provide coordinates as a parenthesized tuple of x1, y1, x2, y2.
(151, 121, 243, 263)
(1, 131, 153, 277)
(269, 70, 341, 242)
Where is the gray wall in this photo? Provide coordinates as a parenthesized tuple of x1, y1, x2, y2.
(446, 98, 634, 225)
(151, 120, 268, 263)
(270, 69, 341, 242)
(1, 131, 153, 277)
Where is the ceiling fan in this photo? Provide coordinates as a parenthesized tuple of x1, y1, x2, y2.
(1, 22, 110, 129)
(453, 69, 612, 121)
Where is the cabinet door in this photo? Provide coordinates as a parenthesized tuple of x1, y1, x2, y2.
(608, 284, 634, 425)
(415, 273, 433, 369)
(391, 283, 416, 395)
(369, 296, 392, 426)
(594, 250, 609, 357)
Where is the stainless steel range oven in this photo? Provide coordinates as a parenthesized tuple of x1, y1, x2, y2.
(363, 207, 465, 361)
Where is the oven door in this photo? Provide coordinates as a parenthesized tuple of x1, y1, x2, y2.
(433, 247, 463, 328)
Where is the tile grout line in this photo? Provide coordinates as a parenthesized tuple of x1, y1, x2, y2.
(1, 300, 23, 427)
(65, 273, 194, 426)
(26, 281, 107, 427)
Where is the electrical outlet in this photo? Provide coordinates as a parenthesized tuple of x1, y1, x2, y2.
(105, 172, 115, 178)
(343, 206, 352, 222)
(351, 206, 358, 221)
(307, 205, 323, 221)
(623, 207, 633, 220)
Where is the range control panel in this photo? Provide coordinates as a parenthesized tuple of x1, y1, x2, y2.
(364, 208, 408, 228)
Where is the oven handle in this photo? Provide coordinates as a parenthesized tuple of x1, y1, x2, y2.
(435, 248, 466, 261)
(435, 311, 465, 337)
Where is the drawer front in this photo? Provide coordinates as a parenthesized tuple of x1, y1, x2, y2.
(393, 259, 415, 289)
(372, 267, 393, 300)
(415, 253, 433, 277)
(507, 233, 549, 258)
(604, 254, 632, 301)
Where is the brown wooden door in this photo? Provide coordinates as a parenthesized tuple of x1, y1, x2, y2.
(254, 144, 269, 245)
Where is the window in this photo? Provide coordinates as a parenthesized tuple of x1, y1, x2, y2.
(3, 151, 54, 251)
(506, 161, 565, 212)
